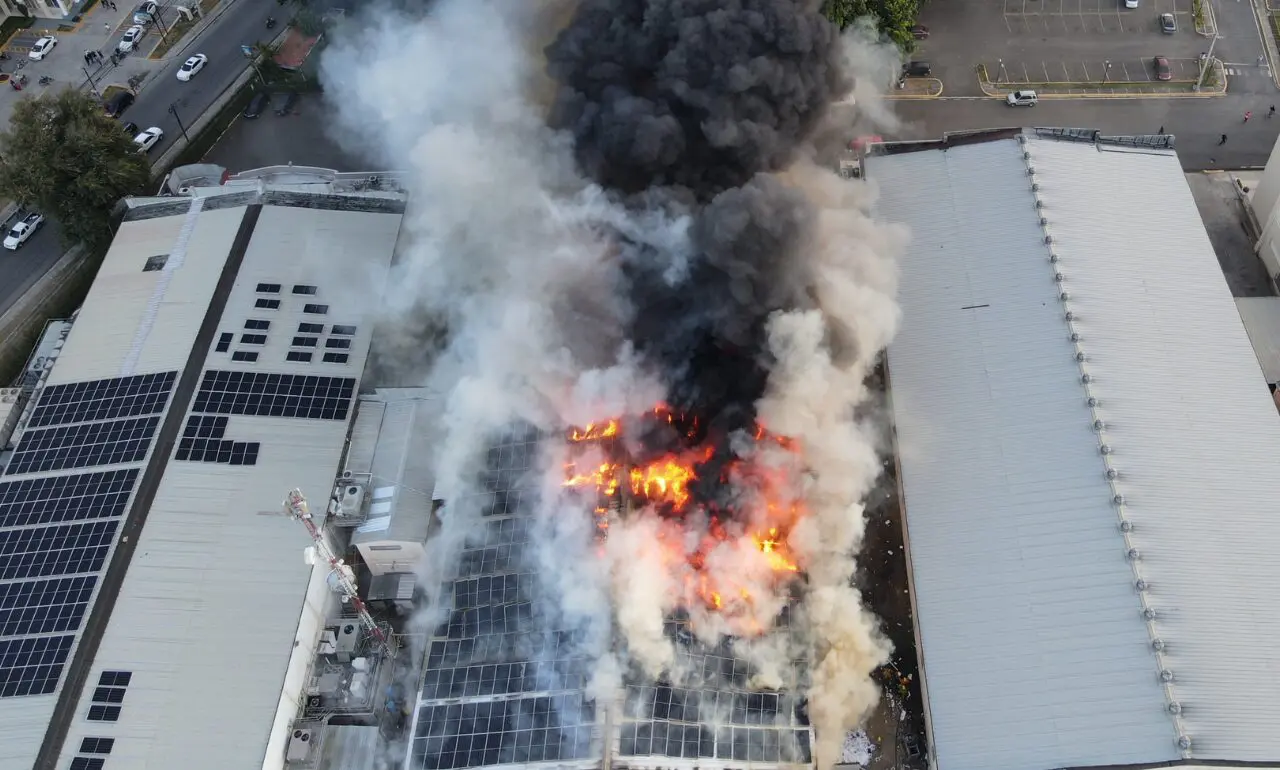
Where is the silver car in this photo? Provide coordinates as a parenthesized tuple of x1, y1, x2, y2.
(1160, 13, 1177, 33)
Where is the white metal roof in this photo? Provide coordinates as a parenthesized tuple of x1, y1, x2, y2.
(1234, 297, 1280, 383)
(54, 204, 403, 770)
(347, 388, 441, 546)
(868, 132, 1280, 770)
(47, 201, 242, 385)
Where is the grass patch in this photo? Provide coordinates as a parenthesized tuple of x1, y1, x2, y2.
(0, 15, 34, 48)
(1193, 0, 1205, 28)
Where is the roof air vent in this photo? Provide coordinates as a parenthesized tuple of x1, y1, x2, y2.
(1160, 669, 1174, 683)
(1135, 579, 1149, 591)
(1034, 198, 1043, 208)
(1168, 702, 1182, 715)
(1119, 520, 1133, 533)
(1114, 494, 1125, 505)
(1151, 638, 1165, 651)
(1031, 182, 1041, 192)
(1177, 735, 1192, 751)
(1076, 351, 1086, 362)
(1064, 311, 1074, 321)
(1143, 608, 1158, 621)
(1100, 444, 1112, 454)
(1093, 419, 1104, 430)
(1039, 217, 1049, 226)
(1128, 547, 1141, 561)
(1044, 235, 1053, 244)
(1106, 468, 1118, 480)
(1049, 253, 1059, 262)
(1087, 396, 1098, 406)
(1059, 291, 1070, 300)
(1056, 272, 1066, 283)
(1027, 166, 1036, 175)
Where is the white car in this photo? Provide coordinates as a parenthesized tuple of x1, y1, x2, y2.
(1124, 0, 1139, 7)
(3, 212, 44, 250)
(133, 127, 163, 153)
(176, 53, 207, 82)
(27, 36, 56, 61)
(117, 25, 145, 53)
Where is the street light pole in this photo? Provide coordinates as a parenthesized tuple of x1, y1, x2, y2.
(1196, 32, 1221, 91)
(149, 9, 169, 42)
(168, 102, 190, 144)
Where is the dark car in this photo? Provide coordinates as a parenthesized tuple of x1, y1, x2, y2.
(910, 24, 929, 39)
(103, 90, 134, 117)
(275, 91, 298, 116)
(1154, 56, 1172, 81)
(243, 91, 269, 119)
(904, 60, 932, 77)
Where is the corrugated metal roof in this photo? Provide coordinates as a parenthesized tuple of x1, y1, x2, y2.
(350, 388, 440, 545)
(54, 205, 404, 770)
(47, 204, 243, 385)
(869, 133, 1280, 770)
(1234, 297, 1280, 383)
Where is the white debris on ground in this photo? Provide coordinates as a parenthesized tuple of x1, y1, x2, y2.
(840, 729, 876, 766)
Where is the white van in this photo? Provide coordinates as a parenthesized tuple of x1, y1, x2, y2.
(1006, 90, 1039, 107)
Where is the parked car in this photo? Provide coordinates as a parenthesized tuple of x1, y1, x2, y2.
(3, 212, 44, 251)
(904, 60, 932, 77)
(1124, 0, 1139, 7)
(1160, 12, 1177, 33)
(1154, 55, 1172, 80)
(27, 36, 56, 61)
(243, 91, 269, 119)
(133, 126, 163, 153)
(103, 90, 134, 117)
(1006, 89, 1039, 106)
(910, 24, 929, 39)
(177, 53, 207, 81)
(133, 0, 158, 24)
(117, 25, 145, 53)
(274, 91, 299, 116)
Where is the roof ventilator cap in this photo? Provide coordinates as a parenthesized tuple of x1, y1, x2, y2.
(1160, 669, 1174, 683)
(1151, 638, 1165, 651)
(1135, 578, 1149, 591)
(1060, 291, 1070, 300)
(1049, 253, 1059, 262)
(1034, 198, 1044, 208)
(1106, 468, 1118, 480)
(1056, 272, 1066, 283)
(1087, 396, 1098, 406)
(1044, 234, 1053, 244)
(1168, 702, 1182, 715)
(1119, 520, 1133, 533)
(1031, 182, 1041, 192)
(1113, 494, 1125, 505)
(1093, 419, 1104, 430)
(1040, 217, 1049, 226)
(1127, 547, 1141, 561)
(1027, 166, 1036, 175)
(1076, 351, 1086, 361)
(1143, 607, 1158, 621)
(1065, 311, 1075, 321)
(1177, 735, 1192, 751)
(1100, 443, 1112, 454)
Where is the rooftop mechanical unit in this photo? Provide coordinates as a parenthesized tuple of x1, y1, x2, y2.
(286, 727, 313, 762)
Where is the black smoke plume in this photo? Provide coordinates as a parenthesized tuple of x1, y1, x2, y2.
(545, 0, 847, 198)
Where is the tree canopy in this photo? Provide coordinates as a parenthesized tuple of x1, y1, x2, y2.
(822, 0, 920, 49)
(0, 89, 151, 249)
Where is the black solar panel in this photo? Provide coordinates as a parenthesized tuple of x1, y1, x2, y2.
(175, 415, 260, 465)
(0, 634, 73, 696)
(0, 575, 97, 636)
(0, 521, 118, 580)
(410, 427, 599, 769)
(5, 417, 160, 476)
(0, 470, 139, 528)
(29, 372, 177, 428)
(192, 371, 356, 420)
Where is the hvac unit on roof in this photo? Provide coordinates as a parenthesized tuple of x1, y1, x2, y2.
(339, 484, 366, 517)
(335, 623, 361, 662)
(286, 728, 312, 762)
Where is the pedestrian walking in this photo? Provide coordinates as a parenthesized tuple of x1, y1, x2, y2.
(1219, 134, 1228, 145)
(103, 21, 110, 31)
(1158, 126, 1165, 134)
(1270, 105, 1276, 118)
(1244, 111, 1253, 122)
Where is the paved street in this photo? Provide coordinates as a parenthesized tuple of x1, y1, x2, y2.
(0, 0, 277, 320)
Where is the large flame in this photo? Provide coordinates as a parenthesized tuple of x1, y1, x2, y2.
(563, 407, 805, 634)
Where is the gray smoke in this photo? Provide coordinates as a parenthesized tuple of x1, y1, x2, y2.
(320, 1, 906, 768)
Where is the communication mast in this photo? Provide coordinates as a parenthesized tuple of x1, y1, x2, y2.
(283, 488, 386, 647)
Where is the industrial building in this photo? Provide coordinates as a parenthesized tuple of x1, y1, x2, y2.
(866, 128, 1280, 770)
(0, 165, 410, 770)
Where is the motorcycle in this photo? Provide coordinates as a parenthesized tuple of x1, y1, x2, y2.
(265, 16, 276, 29)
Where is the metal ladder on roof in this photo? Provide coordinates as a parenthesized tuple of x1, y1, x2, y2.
(120, 196, 205, 377)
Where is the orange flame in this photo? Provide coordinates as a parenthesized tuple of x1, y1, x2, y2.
(569, 420, 619, 442)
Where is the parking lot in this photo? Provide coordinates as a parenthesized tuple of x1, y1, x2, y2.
(1000, 0, 1196, 34)
(984, 54, 1204, 83)
(916, 0, 1214, 95)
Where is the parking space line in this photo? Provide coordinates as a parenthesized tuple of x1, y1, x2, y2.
(1023, 63, 1031, 82)
(1043, 61, 1051, 80)
(1063, 62, 1072, 80)
(1083, 61, 1091, 80)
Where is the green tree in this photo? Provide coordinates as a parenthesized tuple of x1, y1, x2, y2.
(0, 89, 150, 250)
(822, 0, 869, 31)
(823, 0, 920, 49)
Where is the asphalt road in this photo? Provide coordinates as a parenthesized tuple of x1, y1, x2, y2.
(0, 0, 276, 320)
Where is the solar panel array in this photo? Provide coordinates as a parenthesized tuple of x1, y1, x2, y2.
(28, 372, 176, 428)
(175, 415, 261, 466)
(0, 374, 176, 698)
(410, 427, 601, 770)
(192, 371, 356, 420)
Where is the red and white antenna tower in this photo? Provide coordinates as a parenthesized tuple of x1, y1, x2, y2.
(283, 488, 386, 646)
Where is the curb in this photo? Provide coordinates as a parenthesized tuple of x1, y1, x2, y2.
(884, 77, 944, 100)
(1251, 0, 1280, 90)
(977, 65, 1228, 99)
(148, 0, 242, 62)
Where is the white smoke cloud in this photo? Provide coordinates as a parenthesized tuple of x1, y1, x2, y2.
(320, 2, 909, 769)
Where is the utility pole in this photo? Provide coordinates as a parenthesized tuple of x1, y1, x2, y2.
(168, 102, 190, 143)
(148, 8, 169, 42)
(82, 66, 101, 98)
(283, 488, 387, 648)
(1196, 33, 1221, 92)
